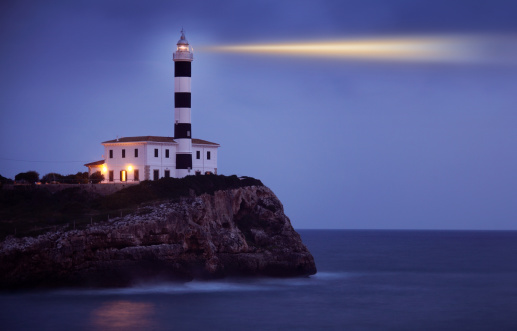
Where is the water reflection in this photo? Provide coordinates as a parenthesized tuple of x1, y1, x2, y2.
(91, 300, 155, 330)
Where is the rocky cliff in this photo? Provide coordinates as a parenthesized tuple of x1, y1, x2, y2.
(0, 185, 316, 289)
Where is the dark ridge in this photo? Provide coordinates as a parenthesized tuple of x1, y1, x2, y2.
(0, 175, 263, 240)
(98, 175, 263, 210)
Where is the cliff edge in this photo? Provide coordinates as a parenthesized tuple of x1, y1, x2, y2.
(0, 185, 316, 288)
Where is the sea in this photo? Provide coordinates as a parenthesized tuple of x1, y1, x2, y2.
(1, 230, 517, 331)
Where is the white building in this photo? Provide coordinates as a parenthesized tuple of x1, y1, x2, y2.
(85, 30, 219, 183)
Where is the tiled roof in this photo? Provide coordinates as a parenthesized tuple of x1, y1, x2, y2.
(102, 136, 174, 143)
(192, 138, 220, 146)
(84, 160, 105, 167)
(102, 136, 219, 146)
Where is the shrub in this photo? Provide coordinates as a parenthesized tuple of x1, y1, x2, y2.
(14, 171, 39, 184)
(62, 172, 89, 184)
(89, 171, 104, 184)
(41, 173, 64, 184)
(0, 174, 13, 185)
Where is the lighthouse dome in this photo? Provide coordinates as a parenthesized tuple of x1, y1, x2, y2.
(173, 29, 193, 60)
(177, 29, 189, 46)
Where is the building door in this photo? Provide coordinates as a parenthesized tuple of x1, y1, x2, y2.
(120, 170, 127, 182)
(153, 170, 159, 181)
(109, 171, 114, 182)
(164, 170, 170, 178)
(134, 169, 139, 181)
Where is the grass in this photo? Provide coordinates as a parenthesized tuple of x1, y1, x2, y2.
(0, 174, 263, 240)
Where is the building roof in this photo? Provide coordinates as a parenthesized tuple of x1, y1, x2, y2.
(84, 160, 105, 167)
(102, 136, 174, 144)
(192, 138, 220, 146)
(102, 136, 219, 146)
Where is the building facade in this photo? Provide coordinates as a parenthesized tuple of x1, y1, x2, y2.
(85, 30, 219, 183)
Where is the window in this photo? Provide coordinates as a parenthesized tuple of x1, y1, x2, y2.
(154, 149, 158, 157)
(122, 149, 125, 158)
(109, 150, 113, 158)
(109, 170, 114, 182)
(153, 169, 159, 181)
(207, 151, 211, 160)
(164, 170, 170, 178)
(120, 170, 127, 182)
(165, 149, 169, 158)
(134, 149, 138, 158)
(196, 151, 200, 159)
(134, 169, 139, 181)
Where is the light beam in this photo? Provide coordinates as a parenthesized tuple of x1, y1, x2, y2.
(203, 34, 517, 64)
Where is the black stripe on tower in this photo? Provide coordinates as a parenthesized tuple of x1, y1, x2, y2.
(175, 92, 191, 108)
(174, 123, 192, 139)
(175, 62, 191, 77)
(176, 154, 193, 169)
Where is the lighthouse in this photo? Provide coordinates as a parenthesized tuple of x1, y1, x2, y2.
(173, 29, 194, 177)
(85, 29, 219, 182)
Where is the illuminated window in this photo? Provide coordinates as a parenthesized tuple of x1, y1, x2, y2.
(154, 149, 158, 157)
(120, 170, 127, 182)
(122, 149, 125, 158)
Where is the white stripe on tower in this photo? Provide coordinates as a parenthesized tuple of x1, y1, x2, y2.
(173, 29, 193, 178)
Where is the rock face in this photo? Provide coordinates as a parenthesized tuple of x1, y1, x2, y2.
(0, 186, 316, 289)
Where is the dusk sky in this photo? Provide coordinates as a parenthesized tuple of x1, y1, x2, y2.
(1, 0, 517, 230)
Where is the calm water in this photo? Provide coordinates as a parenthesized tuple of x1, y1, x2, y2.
(1, 230, 517, 330)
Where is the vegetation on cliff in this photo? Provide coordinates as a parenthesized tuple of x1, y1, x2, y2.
(0, 175, 263, 240)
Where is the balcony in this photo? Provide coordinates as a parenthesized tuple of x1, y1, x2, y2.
(173, 51, 193, 60)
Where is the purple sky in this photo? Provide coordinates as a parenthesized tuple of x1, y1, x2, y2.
(1, 0, 517, 230)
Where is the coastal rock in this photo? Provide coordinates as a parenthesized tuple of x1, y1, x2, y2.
(0, 186, 316, 288)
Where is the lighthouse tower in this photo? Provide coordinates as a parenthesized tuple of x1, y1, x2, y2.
(173, 29, 194, 177)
